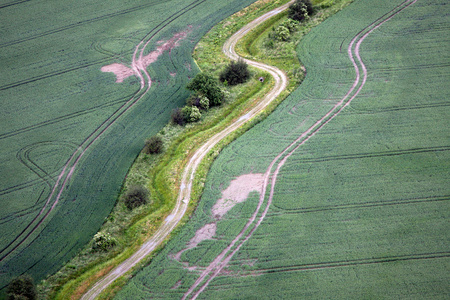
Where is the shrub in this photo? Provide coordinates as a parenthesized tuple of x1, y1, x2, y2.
(219, 59, 251, 86)
(189, 106, 202, 122)
(187, 73, 224, 106)
(274, 25, 290, 41)
(281, 18, 300, 32)
(288, 0, 313, 22)
(171, 107, 186, 125)
(144, 136, 163, 154)
(7, 275, 37, 300)
(123, 185, 148, 210)
(186, 93, 210, 110)
(92, 232, 117, 252)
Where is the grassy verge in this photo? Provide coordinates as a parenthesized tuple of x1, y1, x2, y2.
(44, 0, 354, 298)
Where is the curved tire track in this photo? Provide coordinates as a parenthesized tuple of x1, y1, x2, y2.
(183, 1, 418, 299)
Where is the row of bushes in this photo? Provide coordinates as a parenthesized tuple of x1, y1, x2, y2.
(266, 0, 315, 45)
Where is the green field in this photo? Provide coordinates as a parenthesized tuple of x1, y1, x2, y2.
(0, 0, 258, 293)
(114, 0, 449, 298)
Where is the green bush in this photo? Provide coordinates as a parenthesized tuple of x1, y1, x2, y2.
(7, 275, 37, 300)
(187, 73, 224, 106)
(288, 0, 313, 22)
(171, 107, 186, 126)
(144, 136, 163, 154)
(219, 59, 251, 86)
(92, 232, 117, 252)
(123, 185, 148, 210)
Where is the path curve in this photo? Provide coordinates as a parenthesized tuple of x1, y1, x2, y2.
(81, 2, 291, 299)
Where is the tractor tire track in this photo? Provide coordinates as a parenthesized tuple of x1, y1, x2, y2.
(184, 1, 418, 299)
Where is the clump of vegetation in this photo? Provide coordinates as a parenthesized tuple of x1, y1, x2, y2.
(7, 274, 37, 300)
(219, 59, 251, 86)
(288, 0, 313, 22)
(187, 73, 224, 106)
(123, 185, 149, 210)
(171, 107, 186, 126)
(186, 93, 210, 110)
(144, 136, 163, 154)
(91, 232, 117, 252)
(267, 18, 300, 43)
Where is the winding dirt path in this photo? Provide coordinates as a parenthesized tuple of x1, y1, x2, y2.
(81, 2, 291, 300)
(183, 1, 418, 299)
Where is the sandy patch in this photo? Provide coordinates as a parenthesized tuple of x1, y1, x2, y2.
(212, 173, 264, 219)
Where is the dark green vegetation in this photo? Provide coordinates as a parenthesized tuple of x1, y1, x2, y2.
(6, 275, 36, 300)
(219, 59, 251, 86)
(0, 0, 259, 296)
(144, 136, 164, 155)
(288, 0, 314, 22)
(114, 0, 449, 298)
(123, 186, 149, 210)
(186, 73, 224, 106)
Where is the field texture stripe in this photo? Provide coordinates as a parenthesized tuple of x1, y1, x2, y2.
(184, 1, 419, 299)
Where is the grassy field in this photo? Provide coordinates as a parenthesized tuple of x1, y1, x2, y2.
(0, 0, 260, 295)
(113, 0, 449, 298)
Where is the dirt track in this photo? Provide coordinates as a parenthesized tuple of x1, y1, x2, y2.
(81, 2, 291, 299)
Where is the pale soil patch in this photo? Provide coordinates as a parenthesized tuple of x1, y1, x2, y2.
(212, 173, 264, 220)
(101, 26, 191, 83)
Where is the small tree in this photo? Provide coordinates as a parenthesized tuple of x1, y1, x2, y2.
(7, 274, 37, 300)
(92, 232, 117, 252)
(144, 136, 163, 154)
(171, 107, 186, 125)
(123, 185, 148, 210)
(219, 59, 251, 86)
(288, 0, 313, 22)
(187, 73, 224, 106)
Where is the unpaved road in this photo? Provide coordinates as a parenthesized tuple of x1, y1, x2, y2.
(81, 2, 291, 299)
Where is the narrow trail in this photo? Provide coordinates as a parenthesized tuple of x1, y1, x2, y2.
(81, 2, 290, 299)
(183, 0, 418, 299)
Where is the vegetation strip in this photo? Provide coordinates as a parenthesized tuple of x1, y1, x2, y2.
(79, 2, 291, 300)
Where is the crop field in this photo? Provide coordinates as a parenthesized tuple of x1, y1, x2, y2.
(114, 0, 449, 298)
(0, 0, 259, 292)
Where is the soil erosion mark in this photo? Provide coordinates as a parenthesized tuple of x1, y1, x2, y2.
(182, 0, 418, 299)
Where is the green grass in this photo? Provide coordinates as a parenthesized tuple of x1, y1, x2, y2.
(113, 0, 449, 298)
(0, 0, 263, 296)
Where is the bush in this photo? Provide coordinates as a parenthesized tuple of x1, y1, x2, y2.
(92, 232, 117, 252)
(219, 59, 251, 86)
(274, 25, 290, 41)
(186, 93, 210, 110)
(171, 107, 186, 125)
(123, 185, 148, 210)
(7, 274, 37, 300)
(288, 0, 313, 22)
(144, 136, 163, 154)
(187, 73, 224, 106)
